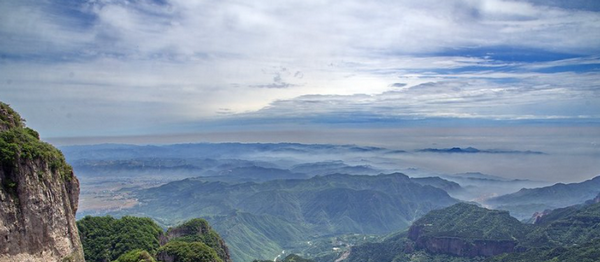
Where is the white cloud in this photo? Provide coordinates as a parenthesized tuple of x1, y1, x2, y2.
(240, 72, 600, 121)
(1, 0, 599, 136)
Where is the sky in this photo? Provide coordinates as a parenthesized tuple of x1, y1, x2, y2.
(1, 0, 599, 145)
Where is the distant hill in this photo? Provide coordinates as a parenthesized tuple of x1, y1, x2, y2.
(201, 166, 309, 183)
(438, 172, 551, 203)
(61, 143, 386, 161)
(411, 176, 463, 193)
(115, 173, 458, 262)
(417, 147, 544, 155)
(68, 155, 381, 184)
(290, 161, 380, 176)
(486, 175, 600, 220)
(444, 172, 511, 181)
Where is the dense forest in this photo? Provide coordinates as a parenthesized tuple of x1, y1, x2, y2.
(77, 216, 229, 262)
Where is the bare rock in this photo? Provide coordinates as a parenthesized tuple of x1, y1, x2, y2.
(0, 102, 85, 262)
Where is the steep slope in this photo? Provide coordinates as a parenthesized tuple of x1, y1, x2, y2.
(524, 201, 600, 248)
(485, 238, 600, 262)
(209, 211, 310, 262)
(162, 218, 232, 262)
(486, 175, 600, 219)
(485, 200, 600, 262)
(0, 102, 84, 262)
(408, 203, 530, 257)
(342, 196, 600, 262)
(77, 216, 163, 262)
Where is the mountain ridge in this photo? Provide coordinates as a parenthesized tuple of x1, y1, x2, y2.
(117, 172, 458, 262)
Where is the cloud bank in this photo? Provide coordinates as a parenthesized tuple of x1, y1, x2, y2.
(0, 0, 599, 137)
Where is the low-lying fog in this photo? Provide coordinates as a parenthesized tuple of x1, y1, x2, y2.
(55, 126, 600, 183)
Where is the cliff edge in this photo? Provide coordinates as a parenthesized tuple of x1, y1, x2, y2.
(0, 102, 84, 262)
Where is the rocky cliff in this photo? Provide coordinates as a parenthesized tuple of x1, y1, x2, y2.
(0, 102, 84, 262)
(407, 203, 528, 258)
(408, 229, 518, 257)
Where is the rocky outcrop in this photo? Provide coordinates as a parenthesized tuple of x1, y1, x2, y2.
(161, 218, 231, 262)
(0, 102, 84, 262)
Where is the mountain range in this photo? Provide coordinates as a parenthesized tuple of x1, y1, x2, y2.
(113, 173, 458, 262)
(339, 195, 600, 262)
(486, 175, 600, 220)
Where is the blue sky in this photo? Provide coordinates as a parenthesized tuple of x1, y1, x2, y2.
(1, 0, 599, 140)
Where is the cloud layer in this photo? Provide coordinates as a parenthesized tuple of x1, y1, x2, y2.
(0, 0, 599, 137)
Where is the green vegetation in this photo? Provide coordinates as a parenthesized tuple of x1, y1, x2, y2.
(157, 241, 222, 262)
(280, 254, 315, 262)
(77, 216, 163, 262)
(114, 249, 156, 262)
(523, 201, 600, 248)
(343, 202, 600, 262)
(208, 211, 307, 262)
(0, 102, 23, 129)
(485, 239, 600, 262)
(165, 218, 231, 262)
(338, 232, 406, 262)
(411, 203, 531, 241)
(0, 102, 72, 180)
(116, 173, 457, 262)
(252, 254, 314, 262)
(78, 216, 231, 262)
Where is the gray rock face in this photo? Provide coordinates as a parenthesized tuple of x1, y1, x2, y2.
(0, 102, 85, 262)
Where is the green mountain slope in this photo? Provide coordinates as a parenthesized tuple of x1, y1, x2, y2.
(77, 216, 164, 262)
(341, 200, 600, 262)
(523, 200, 600, 248)
(407, 203, 530, 258)
(163, 218, 232, 262)
(116, 173, 458, 261)
(485, 238, 600, 262)
(78, 216, 232, 262)
(409, 203, 530, 241)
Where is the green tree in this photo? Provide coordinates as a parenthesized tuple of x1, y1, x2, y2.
(114, 249, 156, 262)
(157, 241, 223, 262)
(77, 216, 163, 262)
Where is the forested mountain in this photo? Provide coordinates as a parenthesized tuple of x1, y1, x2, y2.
(115, 173, 458, 262)
(408, 203, 530, 257)
(339, 198, 600, 262)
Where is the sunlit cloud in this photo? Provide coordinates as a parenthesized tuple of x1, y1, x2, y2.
(0, 0, 599, 137)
